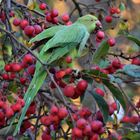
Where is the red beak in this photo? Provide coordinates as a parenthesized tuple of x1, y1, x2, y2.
(96, 20, 102, 29)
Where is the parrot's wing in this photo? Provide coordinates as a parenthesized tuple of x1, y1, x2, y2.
(29, 25, 65, 43)
(43, 23, 88, 52)
(47, 44, 76, 64)
(78, 31, 90, 56)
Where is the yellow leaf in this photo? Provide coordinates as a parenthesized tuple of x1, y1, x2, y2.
(27, 0, 35, 10)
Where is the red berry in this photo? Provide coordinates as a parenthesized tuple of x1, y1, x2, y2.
(62, 13, 70, 22)
(24, 25, 35, 37)
(41, 132, 51, 140)
(46, 13, 53, 22)
(58, 107, 68, 119)
(0, 11, 6, 22)
(129, 116, 140, 124)
(116, 8, 121, 14)
(83, 125, 92, 136)
(109, 7, 117, 15)
(9, 11, 15, 17)
(107, 38, 116, 47)
(20, 19, 29, 30)
(76, 118, 87, 129)
(109, 106, 115, 115)
(22, 120, 31, 129)
(20, 77, 26, 85)
(2, 73, 9, 80)
(0, 101, 5, 108)
(17, 98, 25, 107)
(23, 54, 34, 64)
(5, 108, 14, 118)
(76, 80, 88, 92)
(12, 63, 22, 72)
(111, 102, 117, 110)
(34, 25, 42, 34)
(50, 114, 60, 124)
(131, 58, 140, 65)
(63, 85, 75, 97)
(55, 70, 66, 79)
(39, 3, 47, 10)
(27, 65, 35, 75)
(51, 9, 59, 17)
(65, 68, 72, 75)
(96, 31, 105, 40)
(105, 15, 113, 23)
(11, 103, 22, 112)
(91, 120, 103, 132)
(112, 58, 121, 69)
(72, 127, 83, 138)
(90, 134, 99, 140)
(65, 56, 72, 63)
(95, 88, 105, 97)
(9, 72, 16, 80)
(50, 105, 59, 115)
(0, 111, 5, 120)
(40, 116, 51, 126)
(13, 18, 21, 26)
(52, 17, 59, 24)
(4, 64, 11, 72)
(121, 116, 130, 123)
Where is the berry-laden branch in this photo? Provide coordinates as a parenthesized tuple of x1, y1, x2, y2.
(11, 0, 45, 17)
(0, 0, 140, 140)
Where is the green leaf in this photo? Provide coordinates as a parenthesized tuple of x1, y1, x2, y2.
(82, 69, 108, 79)
(82, 90, 96, 113)
(98, 59, 110, 68)
(127, 34, 140, 47)
(117, 64, 140, 78)
(92, 41, 109, 64)
(7, 95, 15, 103)
(91, 92, 109, 122)
(103, 81, 126, 111)
(123, 131, 140, 140)
(119, 3, 126, 11)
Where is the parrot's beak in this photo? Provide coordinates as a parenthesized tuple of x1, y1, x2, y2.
(96, 20, 102, 29)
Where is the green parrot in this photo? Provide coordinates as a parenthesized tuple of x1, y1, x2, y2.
(13, 14, 101, 135)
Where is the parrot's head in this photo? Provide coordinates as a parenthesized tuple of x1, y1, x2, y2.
(76, 14, 102, 33)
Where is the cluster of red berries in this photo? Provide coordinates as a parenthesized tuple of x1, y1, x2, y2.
(105, 7, 120, 23)
(121, 115, 140, 124)
(96, 30, 116, 47)
(45, 9, 59, 24)
(41, 105, 68, 127)
(39, 2, 72, 25)
(63, 80, 88, 99)
(40, 105, 68, 139)
(94, 58, 123, 74)
(1, 54, 35, 84)
(70, 107, 104, 139)
(13, 18, 42, 37)
(0, 98, 25, 127)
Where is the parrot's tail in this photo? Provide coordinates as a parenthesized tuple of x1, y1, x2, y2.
(13, 69, 47, 136)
